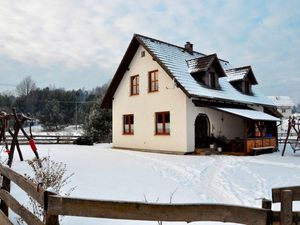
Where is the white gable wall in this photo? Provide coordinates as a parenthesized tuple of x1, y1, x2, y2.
(112, 45, 189, 153)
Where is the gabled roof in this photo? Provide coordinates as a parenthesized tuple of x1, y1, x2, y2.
(186, 54, 226, 77)
(101, 34, 274, 108)
(226, 66, 258, 85)
(267, 96, 295, 107)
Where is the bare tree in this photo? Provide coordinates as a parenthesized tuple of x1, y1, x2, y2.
(16, 76, 37, 96)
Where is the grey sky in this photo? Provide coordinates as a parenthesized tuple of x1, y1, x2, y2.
(0, 0, 299, 103)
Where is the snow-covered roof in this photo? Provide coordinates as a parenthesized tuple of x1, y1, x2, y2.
(216, 107, 280, 121)
(186, 54, 225, 77)
(225, 66, 258, 85)
(101, 34, 276, 108)
(137, 34, 274, 106)
(267, 96, 295, 107)
(226, 68, 248, 82)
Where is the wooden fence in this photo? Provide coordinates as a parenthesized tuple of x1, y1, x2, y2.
(4, 134, 80, 145)
(278, 132, 298, 144)
(0, 164, 299, 225)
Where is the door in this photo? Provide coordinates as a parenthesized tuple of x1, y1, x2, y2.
(195, 114, 210, 148)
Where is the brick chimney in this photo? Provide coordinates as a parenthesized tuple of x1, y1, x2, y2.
(184, 42, 193, 54)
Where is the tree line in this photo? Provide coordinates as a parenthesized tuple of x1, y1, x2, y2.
(0, 76, 111, 143)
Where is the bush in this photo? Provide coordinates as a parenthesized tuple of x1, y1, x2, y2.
(73, 136, 93, 145)
(18, 156, 75, 224)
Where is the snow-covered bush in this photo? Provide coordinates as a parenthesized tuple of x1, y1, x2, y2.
(18, 156, 75, 224)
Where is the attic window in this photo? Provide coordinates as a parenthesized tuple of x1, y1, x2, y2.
(209, 72, 217, 88)
(244, 80, 251, 95)
(141, 51, 145, 57)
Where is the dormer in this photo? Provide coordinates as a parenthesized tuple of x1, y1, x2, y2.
(226, 66, 258, 95)
(186, 54, 226, 89)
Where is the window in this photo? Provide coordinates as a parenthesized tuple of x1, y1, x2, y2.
(244, 80, 251, 95)
(141, 51, 145, 57)
(208, 72, 218, 89)
(123, 114, 134, 135)
(130, 75, 139, 95)
(149, 70, 159, 92)
(255, 121, 266, 137)
(155, 111, 170, 135)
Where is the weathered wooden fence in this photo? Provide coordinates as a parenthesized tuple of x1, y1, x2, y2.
(278, 132, 298, 144)
(5, 134, 80, 144)
(0, 163, 299, 225)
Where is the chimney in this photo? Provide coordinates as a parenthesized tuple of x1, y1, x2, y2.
(184, 42, 193, 54)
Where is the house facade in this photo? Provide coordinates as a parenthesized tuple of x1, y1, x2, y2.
(101, 34, 280, 154)
(267, 96, 295, 118)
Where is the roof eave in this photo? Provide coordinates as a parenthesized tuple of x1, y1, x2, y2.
(135, 35, 192, 98)
(190, 94, 276, 108)
(101, 36, 140, 108)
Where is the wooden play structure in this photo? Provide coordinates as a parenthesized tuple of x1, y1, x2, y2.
(0, 108, 39, 167)
(282, 116, 300, 156)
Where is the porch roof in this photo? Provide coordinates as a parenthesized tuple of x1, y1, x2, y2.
(215, 107, 280, 121)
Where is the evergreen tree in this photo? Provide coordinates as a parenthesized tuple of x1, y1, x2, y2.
(84, 101, 112, 143)
(38, 100, 64, 130)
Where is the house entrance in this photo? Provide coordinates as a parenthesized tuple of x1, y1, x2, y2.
(195, 114, 210, 148)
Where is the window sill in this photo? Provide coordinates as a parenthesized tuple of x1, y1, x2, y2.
(123, 133, 134, 135)
(149, 90, 159, 93)
(155, 133, 170, 136)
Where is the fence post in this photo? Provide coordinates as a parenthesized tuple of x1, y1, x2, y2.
(44, 191, 59, 225)
(281, 190, 293, 225)
(262, 198, 272, 225)
(0, 176, 11, 216)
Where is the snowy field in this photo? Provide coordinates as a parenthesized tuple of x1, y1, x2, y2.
(4, 143, 300, 225)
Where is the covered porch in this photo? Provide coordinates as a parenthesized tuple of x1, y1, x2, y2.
(215, 107, 280, 155)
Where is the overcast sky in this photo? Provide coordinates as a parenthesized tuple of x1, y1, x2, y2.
(0, 0, 299, 103)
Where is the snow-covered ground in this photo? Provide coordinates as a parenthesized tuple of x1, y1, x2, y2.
(4, 144, 300, 225)
(23, 125, 84, 136)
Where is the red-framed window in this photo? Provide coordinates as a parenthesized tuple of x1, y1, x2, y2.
(155, 111, 170, 135)
(149, 70, 159, 92)
(123, 114, 134, 135)
(130, 75, 139, 95)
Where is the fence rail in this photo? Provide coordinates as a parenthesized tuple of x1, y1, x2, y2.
(4, 134, 80, 144)
(0, 162, 299, 225)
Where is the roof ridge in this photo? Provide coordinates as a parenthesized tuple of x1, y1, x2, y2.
(226, 65, 251, 72)
(186, 53, 217, 62)
(134, 33, 229, 63)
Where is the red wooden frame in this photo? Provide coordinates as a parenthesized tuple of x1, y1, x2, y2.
(148, 70, 159, 92)
(130, 75, 139, 95)
(123, 114, 134, 135)
(155, 111, 170, 135)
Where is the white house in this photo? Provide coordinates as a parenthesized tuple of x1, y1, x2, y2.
(267, 96, 295, 118)
(101, 34, 280, 154)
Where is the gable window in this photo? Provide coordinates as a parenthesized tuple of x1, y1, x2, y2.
(149, 70, 159, 92)
(130, 75, 139, 95)
(155, 111, 170, 135)
(123, 114, 134, 134)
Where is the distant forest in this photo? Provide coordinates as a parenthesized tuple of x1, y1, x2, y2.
(0, 76, 110, 134)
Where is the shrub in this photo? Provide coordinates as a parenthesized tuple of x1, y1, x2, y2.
(73, 136, 93, 145)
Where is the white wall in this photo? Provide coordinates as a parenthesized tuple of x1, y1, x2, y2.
(278, 107, 293, 118)
(112, 45, 189, 153)
(186, 100, 245, 152)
